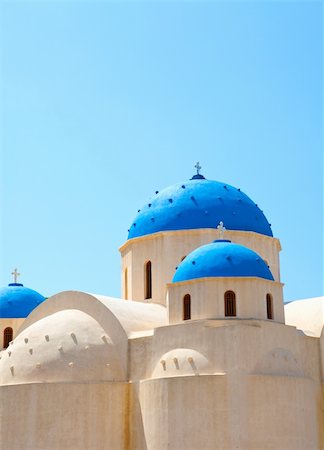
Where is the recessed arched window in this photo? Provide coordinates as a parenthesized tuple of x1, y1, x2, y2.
(145, 261, 152, 299)
(183, 294, 191, 320)
(266, 293, 273, 319)
(124, 268, 128, 300)
(224, 291, 236, 317)
(3, 327, 13, 349)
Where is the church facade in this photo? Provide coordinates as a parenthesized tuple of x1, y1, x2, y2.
(0, 168, 323, 449)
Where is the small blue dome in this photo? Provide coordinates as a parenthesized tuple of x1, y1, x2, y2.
(128, 176, 272, 239)
(173, 240, 274, 282)
(0, 283, 45, 318)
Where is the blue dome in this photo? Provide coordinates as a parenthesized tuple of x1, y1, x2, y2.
(172, 240, 274, 282)
(128, 176, 272, 239)
(0, 283, 45, 318)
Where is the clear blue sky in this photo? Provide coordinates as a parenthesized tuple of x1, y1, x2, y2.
(0, 1, 322, 302)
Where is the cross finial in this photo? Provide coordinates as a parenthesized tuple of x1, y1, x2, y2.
(11, 268, 20, 284)
(216, 221, 226, 239)
(194, 161, 201, 175)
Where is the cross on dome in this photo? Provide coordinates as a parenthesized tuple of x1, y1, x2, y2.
(11, 268, 20, 284)
(216, 221, 226, 239)
(194, 162, 202, 175)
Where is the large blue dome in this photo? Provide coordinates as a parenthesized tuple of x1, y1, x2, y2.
(128, 176, 272, 239)
(173, 240, 274, 283)
(0, 283, 45, 318)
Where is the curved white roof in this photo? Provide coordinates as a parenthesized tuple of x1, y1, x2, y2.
(0, 309, 127, 385)
(19, 291, 167, 337)
(284, 296, 324, 338)
(0, 291, 167, 386)
(92, 293, 167, 336)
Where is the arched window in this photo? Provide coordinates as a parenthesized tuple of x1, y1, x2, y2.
(145, 261, 152, 299)
(224, 291, 236, 317)
(3, 327, 13, 349)
(124, 268, 128, 300)
(266, 293, 273, 319)
(183, 294, 191, 320)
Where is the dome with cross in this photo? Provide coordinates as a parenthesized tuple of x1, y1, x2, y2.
(0, 270, 45, 318)
(128, 164, 273, 239)
(172, 240, 274, 282)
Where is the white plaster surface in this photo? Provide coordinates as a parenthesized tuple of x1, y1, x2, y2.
(285, 296, 324, 337)
(0, 309, 127, 384)
(167, 276, 284, 324)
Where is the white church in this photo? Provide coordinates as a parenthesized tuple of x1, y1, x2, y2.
(0, 166, 323, 449)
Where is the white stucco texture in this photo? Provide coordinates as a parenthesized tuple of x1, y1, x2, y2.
(285, 297, 324, 337)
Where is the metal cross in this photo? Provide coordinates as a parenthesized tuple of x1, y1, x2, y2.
(217, 221, 226, 239)
(194, 162, 201, 175)
(11, 268, 20, 284)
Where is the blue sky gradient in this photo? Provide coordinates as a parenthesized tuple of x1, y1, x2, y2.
(1, 1, 322, 302)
